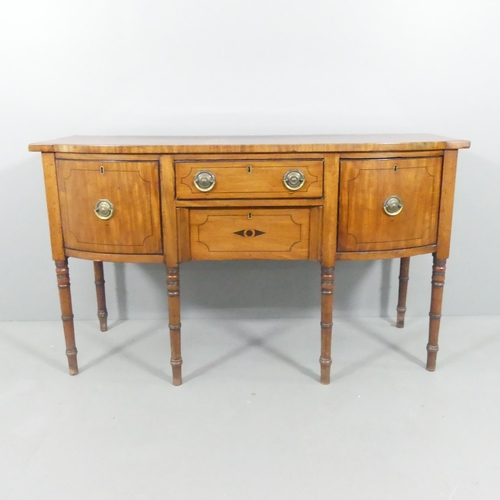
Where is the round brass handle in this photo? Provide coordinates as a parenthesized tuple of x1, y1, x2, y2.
(283, 169, 305, 191)
(383, 195, 403, 216)
(193, 170, 216, 192)
(94, 199, 114, 220)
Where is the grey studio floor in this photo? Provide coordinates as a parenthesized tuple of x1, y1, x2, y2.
(1, 315, 500, 500)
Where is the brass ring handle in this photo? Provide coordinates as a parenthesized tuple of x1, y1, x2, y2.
(283, 169, 305, 191)
(94, 199, 114, 220)
(383, 195, 403, 216)
(193, 170, 216, 192)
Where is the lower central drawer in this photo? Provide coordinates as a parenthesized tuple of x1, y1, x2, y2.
(188, 208, 316, 260)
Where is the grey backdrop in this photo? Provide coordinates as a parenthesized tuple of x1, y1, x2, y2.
(0, 0, 498, 321)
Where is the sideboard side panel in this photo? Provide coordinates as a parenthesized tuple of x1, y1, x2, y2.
(436, 149, 458, 260)
(309, 206, 322, 261)
(321, 154, 340, 267)
(177, 208, 191, 263)
(160, 155, 179, 266)
(42, 153, 65, 261)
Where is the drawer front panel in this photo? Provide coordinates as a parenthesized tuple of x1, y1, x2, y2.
(338, 156, 442, 252)
(57, 160, 162, 254)
(189, 208, 313, 260)
(176, 159, 323, 199)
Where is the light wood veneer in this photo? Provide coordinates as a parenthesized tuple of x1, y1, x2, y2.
(30, 134, 470, 385)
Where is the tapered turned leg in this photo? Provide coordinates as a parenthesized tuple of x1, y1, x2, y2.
(396, 257, 410, 328)
(166, 267, 182, 386)
(426, 255, 446, 371)
(320, 266, 334, 384)
(55, 260, 78, 375)
(93, 261, 108, 332)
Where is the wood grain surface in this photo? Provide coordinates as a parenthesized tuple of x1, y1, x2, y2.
(175, 158, 323, 199)
(56, 159, 162, 254)
(338, 156, 442, 252)
(31, 135, 470, 384)
(29, 134, 470, 154)
(189, 208, 313, 260)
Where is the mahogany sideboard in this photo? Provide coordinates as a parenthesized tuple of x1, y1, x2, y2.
(29, 135, 470, 385)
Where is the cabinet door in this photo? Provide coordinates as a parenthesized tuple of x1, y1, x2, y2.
(57, 160, 162, 254)
(337, 156, 442, 252)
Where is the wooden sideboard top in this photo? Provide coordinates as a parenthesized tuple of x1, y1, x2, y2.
(29, 134, 470, 154)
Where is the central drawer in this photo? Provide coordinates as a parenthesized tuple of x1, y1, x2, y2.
(189, 208, 316, 260)
(175, 159, 323, 199)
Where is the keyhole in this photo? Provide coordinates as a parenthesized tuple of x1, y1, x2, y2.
(393, 164, 398, 172)
(248, 212, 252, 219)
(247, 165, 252, 174)
(100, 166, 105, 175)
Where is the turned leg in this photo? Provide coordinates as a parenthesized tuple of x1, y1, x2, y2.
(320, 266, 334, 384)
(427, 255, 446, 371)
(55, 260, 78, 375)
(93, 261, 108, 332)
(166, 267, 182, 386)
(396, 257, 410, 328)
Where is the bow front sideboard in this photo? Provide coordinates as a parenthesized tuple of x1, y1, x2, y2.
(29, 135, 470, 385)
